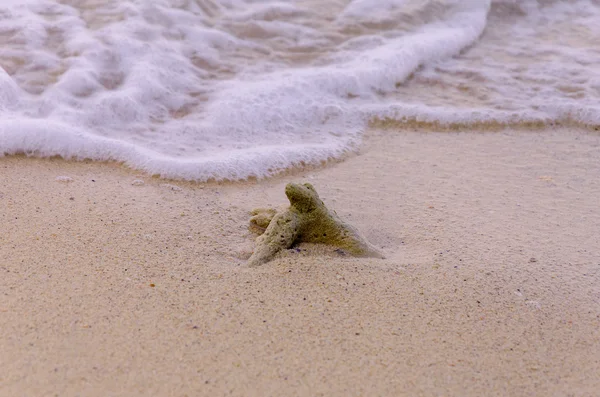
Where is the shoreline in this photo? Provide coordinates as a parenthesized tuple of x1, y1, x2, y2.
(1, 127, 599, 396)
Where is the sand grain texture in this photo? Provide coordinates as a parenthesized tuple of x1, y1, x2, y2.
(1, 129, 599, 396)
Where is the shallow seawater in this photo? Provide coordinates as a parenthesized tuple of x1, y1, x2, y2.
(0, 0, 599, 181)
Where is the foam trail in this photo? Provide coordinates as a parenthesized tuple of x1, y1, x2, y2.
(0, 0, 492, 180)
(379, 0, 600, 128)
(0, 119, 351, 181)
(6, 1, 600, 180)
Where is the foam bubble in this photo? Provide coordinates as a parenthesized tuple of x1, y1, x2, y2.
(55, 176, 73, 183)
(0, 68, 21, 110)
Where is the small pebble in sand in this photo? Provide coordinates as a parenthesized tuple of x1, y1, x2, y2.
(160, 183, 183, 191)
(526, 300, 542, 309)
(55, 176, 74, 183)
(529, 257, 537, 263)
(131, 179, 145, 186)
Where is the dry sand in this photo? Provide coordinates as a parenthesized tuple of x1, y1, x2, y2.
(1, 128, 599, 396)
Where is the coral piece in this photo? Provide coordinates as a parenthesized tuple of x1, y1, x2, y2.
(248, 208, 277, 234)
(247, 183, 384, 267)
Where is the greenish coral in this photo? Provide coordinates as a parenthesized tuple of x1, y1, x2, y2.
(248, 208, 277, 234)
(247, 183, 384, 267)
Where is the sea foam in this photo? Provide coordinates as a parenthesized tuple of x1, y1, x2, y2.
(0, 0, 599, 181)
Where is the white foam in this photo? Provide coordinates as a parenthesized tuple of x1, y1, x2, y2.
(382, 0, 600, 127)
(340, 0, 409, 19)
(55, 175, 73, 183)
(1, 0, 598, 181)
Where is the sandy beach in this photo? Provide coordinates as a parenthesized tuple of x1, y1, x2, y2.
(1, 128, 599, 396)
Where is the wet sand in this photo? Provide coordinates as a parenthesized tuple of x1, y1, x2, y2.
(1, 128, 599, 396)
